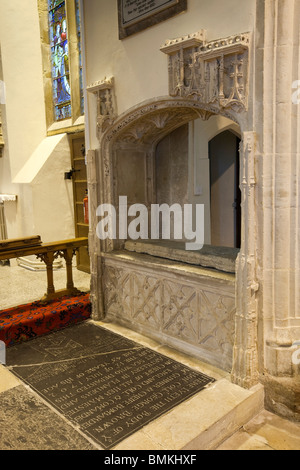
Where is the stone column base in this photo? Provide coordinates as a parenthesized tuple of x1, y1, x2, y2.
(262, 373, 300, 422)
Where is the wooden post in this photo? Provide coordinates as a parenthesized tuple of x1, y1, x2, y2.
(64, 248, 75, 291)
(44, 252, 55, 296)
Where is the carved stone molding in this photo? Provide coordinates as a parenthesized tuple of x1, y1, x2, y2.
(87, 77, 117, 137)
(161, 31, 250, 113)
(104, 98, 239, 147)
(161, 30, 207, 54)
(114, 106, 201, 145)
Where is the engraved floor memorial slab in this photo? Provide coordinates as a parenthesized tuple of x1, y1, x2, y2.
(6, 322, 215, 449)
(0, 386, 96, 450)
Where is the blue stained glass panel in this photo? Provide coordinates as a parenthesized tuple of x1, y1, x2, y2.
(48, 0, 71, 121)
(75, 0, 84, 115)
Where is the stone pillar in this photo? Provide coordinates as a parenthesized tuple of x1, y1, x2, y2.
(232, 131, 259, 390)
(86, 149, 105, 320)
(256, 0, 300, 421)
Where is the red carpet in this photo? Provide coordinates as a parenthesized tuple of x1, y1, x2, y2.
(0, 293, 91, 347)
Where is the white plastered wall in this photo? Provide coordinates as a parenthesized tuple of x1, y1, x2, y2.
(84, 0, 256, 151)
(13, 135, 75, 243)
(0, 0, 75, 243)
(189, 116, 241, 244)
(0, 0, 46, 177)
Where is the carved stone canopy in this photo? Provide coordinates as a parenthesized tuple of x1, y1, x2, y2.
(161, 31, 250, 113)
(87, 30, 250, 148)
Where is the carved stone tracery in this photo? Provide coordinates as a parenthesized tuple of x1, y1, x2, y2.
(103, 257, 236, 372)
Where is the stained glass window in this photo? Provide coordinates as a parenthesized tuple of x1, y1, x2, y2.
(48, 0, 71, 121)
(75, 0, 84, 116)
(47, 0, 84, 123)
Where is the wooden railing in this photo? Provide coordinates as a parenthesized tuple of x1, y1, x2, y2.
(0, 236, 89, 302)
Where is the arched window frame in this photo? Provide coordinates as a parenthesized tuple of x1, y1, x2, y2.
(38, 0, 84, 136)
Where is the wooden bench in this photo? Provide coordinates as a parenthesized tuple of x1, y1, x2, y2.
(0, 236, 89, 302)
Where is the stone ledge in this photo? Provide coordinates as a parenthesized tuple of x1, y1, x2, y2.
(103, 250, 236, 284)
(125, 240, 239, 274)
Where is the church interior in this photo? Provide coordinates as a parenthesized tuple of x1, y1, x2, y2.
(0, 0, 299, 451)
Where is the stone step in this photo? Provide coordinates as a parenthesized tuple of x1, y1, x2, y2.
(216, 409, 300, 451)
(114, 378, 264, 450)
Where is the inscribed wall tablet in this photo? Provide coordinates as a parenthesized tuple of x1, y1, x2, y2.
(118, 0, 187, 39)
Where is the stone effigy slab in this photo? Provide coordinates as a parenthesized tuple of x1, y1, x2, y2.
(6, 321, 215, 449)
(125, 240, 239, 273)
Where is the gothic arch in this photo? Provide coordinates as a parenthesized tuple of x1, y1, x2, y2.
(103, 96, 243, 147)
(94, 97, 245, 252)
(208, 123, 241, 143)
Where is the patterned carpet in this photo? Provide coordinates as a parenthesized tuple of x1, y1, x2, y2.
(0, 293, 91, 347)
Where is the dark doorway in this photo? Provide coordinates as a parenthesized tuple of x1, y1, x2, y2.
(209, 130, 241, 248)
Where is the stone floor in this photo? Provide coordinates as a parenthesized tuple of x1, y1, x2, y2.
(0, 263, 300, 451)
(0, 261, 91, 310)
(217, 410, 300, 450)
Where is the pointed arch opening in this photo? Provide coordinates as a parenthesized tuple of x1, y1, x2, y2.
(98, 98, 242, 274)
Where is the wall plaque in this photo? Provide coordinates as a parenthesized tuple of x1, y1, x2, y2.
(118, 0, 187, 39)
